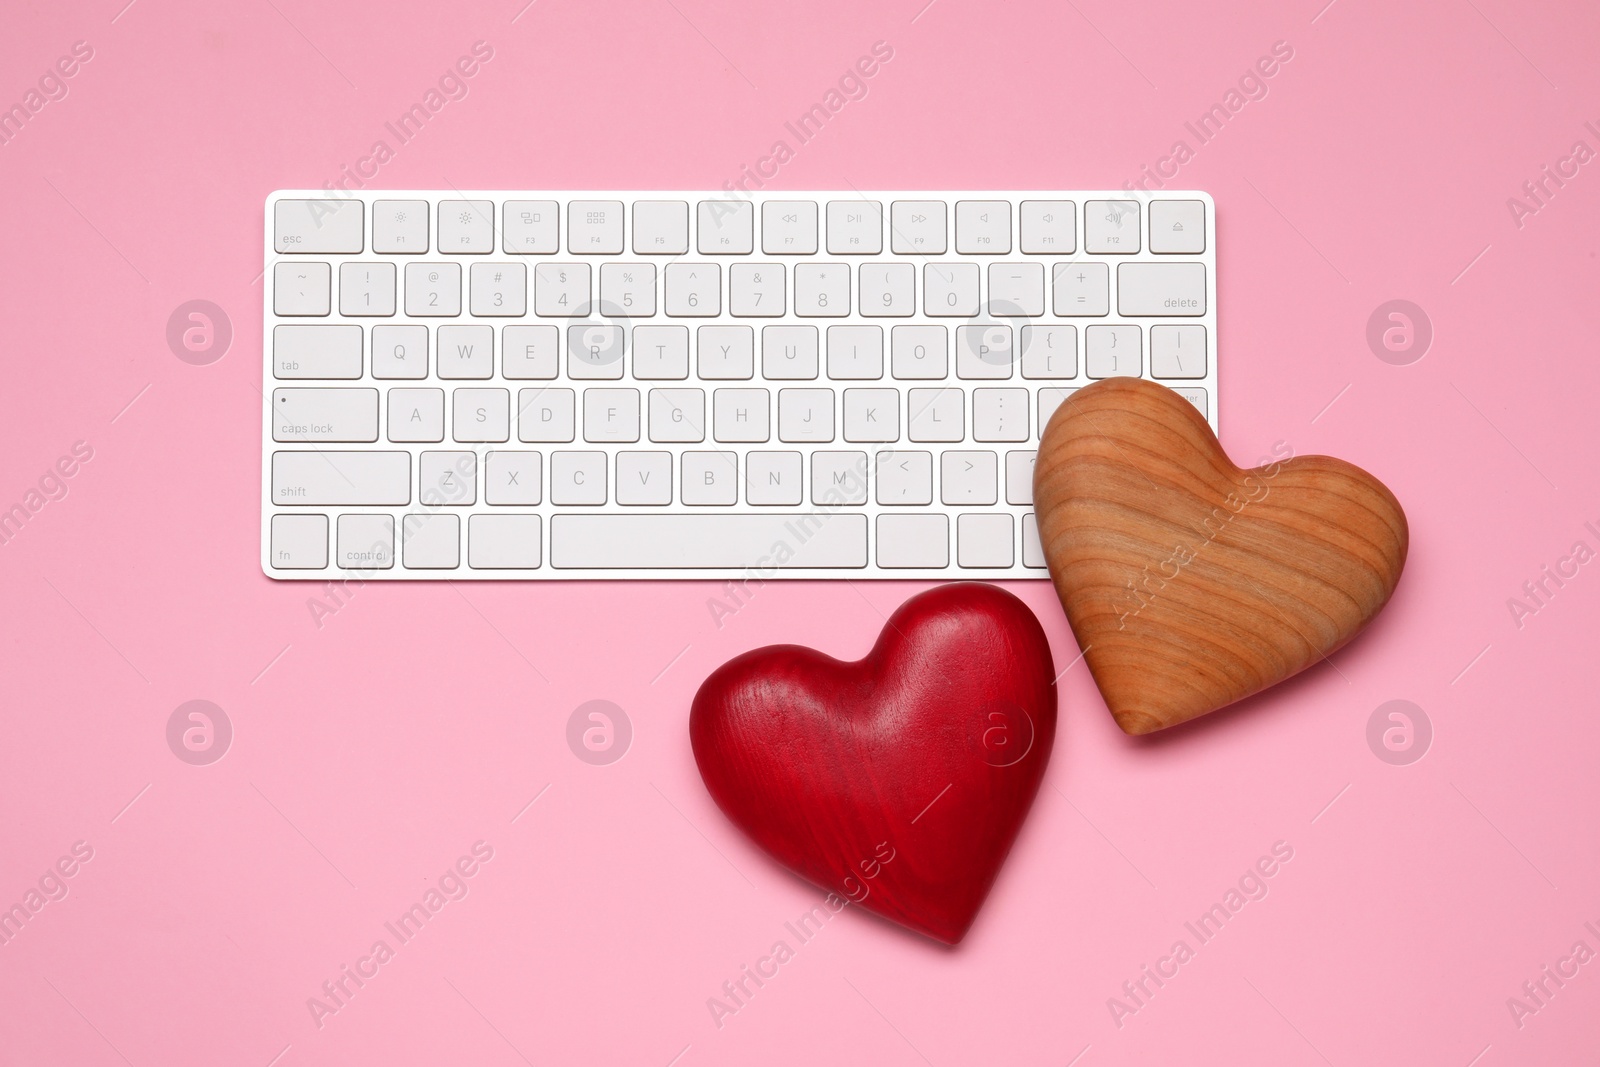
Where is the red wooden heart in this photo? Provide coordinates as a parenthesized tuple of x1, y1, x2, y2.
(690, 583, 1057, 944)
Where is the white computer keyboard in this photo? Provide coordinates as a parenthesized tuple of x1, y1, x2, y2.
(261, 190, 1216, 580)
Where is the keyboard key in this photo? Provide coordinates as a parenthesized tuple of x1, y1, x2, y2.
(987, 262, 1045, 317)
(860, 263, 915, 317)
(762, 325, 819, 379)
(518, 387, 575, 442)
(665, 264, 720, 317)
(877, 514, 948, 568)
(1150, 325, 1207, 379)
(649, 388, 706, 442)
(683, 451, 739, 505)
(1019, 200, 1075, 254)
(955, 200, 1011, 254)
(551, 451, 607, 504)
(470, 263, 527, 316)
(567, 324, 625, 379)
(454, 388, 511, 442)
(844, 389, 899, 442)
(762, 201, 818, 254)
(698, 325, 754, 379)
(633, 326, 690, 379)
(778, 388, 835, 443)
(713, 388, 770, 442)
(1149, 200, 1206, 254)
(568, 201, 624, 253)
(337, 514, 394, 569)
(485, 451, 541, 504)
(469, 514, 542, 569)
(504, 201, 559, 253)
(972, 388, 1029, 442)
(274, 199, 363, 254)
(271, 451, 410, 506)
(271, 388, 378, 442)
(891, 325, 948, 380)
(534, 263, 590, 317)
(549, 514, 867, 569)
(340, 263, 396, 316)
(584, 388, 641, 442)
(1117, 262, 1206, 316)
(1020, 324, 1077, 379)
(730, 264, 784, 317)
(890, 201, 946, 254)
(273, 325, 362, 379)
(389, 388, 444, 442)
(826, 200, 882, 254)
(502, 325, 559, 379)
(1038, 387, 1077, 430)
(1173, 387, 1208, 420)
(403, 513, 460, 568)
(420, 450, 477, 505)
(439, 200, 495, 253)
(1023, 514, 1047, 568)
(1052, 262, 1108, 316)
(924, 263, 979, 316)
(827, 326, 883, 379)
(405, 263, 461, 316)
(699, 200, 754, 254)
(438, 325, 493, 379)
(617, 451, 673, 504)
(274, 262, 330, 316)
(958, 513, 1013, 567)
(941, 451, 997, 505)
(600, 263, 656, 317)
(269, 514, 328, 569)
(372, 325, 429, 379)
(1086, 325, 1141, 378)
(908, 387, 964, 441)
(876, 449, 932, 505)
(1084, 200, 1140, 253)
(746, 451, 802, 505)
(795, 264, 849, 317)
(956, 325, 1014, 380)
(812, 451, 867, 505)
(372, 200, 428, 254)
(634, 201, 689, 254)
(1005, 451, 1035, 504)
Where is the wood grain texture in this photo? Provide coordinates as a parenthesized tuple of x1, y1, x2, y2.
(1034, 378, 1408, 735)
(689, 583, 1056, 944)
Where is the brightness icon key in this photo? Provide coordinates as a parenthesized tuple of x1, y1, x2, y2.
(438, 199, 495, 253)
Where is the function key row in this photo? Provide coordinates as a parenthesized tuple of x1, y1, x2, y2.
(273, 198, 1207, 258)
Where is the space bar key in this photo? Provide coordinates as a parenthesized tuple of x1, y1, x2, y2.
(550, 514, 868, 569)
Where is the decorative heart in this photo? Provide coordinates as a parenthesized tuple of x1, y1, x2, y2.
(690, 583, 1056, 944)
(1034, 378, 1408, 735)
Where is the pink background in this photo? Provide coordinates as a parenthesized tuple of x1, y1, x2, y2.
(3, 0, 1598, 1063)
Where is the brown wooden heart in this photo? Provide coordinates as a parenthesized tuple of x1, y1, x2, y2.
(1034, 378, 1408, 735)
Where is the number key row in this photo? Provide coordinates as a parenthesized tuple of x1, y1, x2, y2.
(274, 260, 1206, 319)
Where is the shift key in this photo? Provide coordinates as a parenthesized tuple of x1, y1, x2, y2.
(271, 388, 379, 441)
(272, 451, 410, 505)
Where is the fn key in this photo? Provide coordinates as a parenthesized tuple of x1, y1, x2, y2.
(269, 515, 328, 569)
